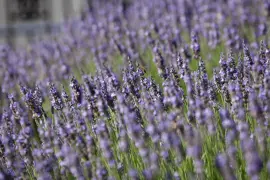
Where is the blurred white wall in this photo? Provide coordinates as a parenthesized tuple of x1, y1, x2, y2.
(0, 0, 87, 47)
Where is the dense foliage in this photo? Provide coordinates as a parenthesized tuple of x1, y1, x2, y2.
(0, 0, 270, 179)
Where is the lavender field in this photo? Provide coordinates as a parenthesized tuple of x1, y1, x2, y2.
(1, 0, 270, 179)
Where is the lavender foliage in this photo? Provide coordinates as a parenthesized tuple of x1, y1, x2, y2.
(0, 0, 270, 179)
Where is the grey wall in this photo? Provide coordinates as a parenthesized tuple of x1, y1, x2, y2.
(0, 0, 86, 47)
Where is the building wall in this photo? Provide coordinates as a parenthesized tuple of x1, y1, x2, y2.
(0, 0, 86, 47)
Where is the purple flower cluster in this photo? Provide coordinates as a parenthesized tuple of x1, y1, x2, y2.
(0, 0, 270, 179)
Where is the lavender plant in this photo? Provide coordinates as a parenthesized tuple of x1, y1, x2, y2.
(0, 0, 270, 179)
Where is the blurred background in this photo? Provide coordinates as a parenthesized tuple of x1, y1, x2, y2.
(0, 0, 88, 47)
